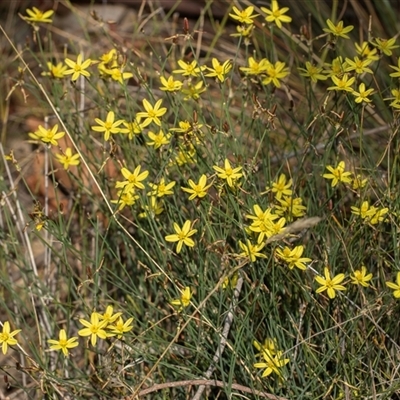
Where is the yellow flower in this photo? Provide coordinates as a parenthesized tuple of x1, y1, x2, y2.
(229, 6, 259, 24)
(350, 266, 373, 287)
(222, 273, 239, 290)
(181, 174, 212, 200)
(172, 60, 205, 77)
(170, 120, 192, 134)
(91, 111, 124, 141)
(298, 62, 328, 82)
(182, 81, 206, 100)
(352, 175, 368, 190)
(55, 148, 80, 170)
(102, 67, 133, 84)
(351, 201, 377, 219)
(275, 245, 311, 270)
(165, 220, 197, 254)
(107, 317, 134, 339)
(230, 24, 254, 38)
(240, 57, 270, 75)
(78, 313, 109, 346)
(253, 337, 279, 357)
(254, 350, 289, 378)
(262, 61, 289, 88)
(261, 1, 292, 29)
(327, 73, 355, 92)
(174, 146, 197, 166)
(146, 129, 171, 149)
(315, 267, 346, 299)
(213, 158, 243, 187)
(159, 75, 183, 92)
(373, 37, 399, 56)
(64, 54, 92, 81)
(23, 7, 54, 23)
(324, 56, 348, 77)
(30, 124, 65, 146)
(47, 329, 79, 357)
(249, 213, 282, 244)
(322, 161, 352, 187)
(345, 57, 373, 74)
(355, 42, 379, 61)
(41, 62, 67, 79)
(136, 99, 167, 127)
(111, 188, 139, 211)
(386, 88, 400, 108)
(139, 196, 164, 218)
(98, 49, 117, 65)
(369, 208, 389, 225)
(323, 19, 354, 39)
(257, 217, 286, 240)
(275, 196, 306, 220)
(389, 58, 400, 78)
(352, 83, 374, 103)
(120, 118, 144, 139)
(269, 173, 293, 200)
(0, 322, 21, 355)
(170, 287, 192, 311)
(386, 272, 400, 298)
(148, 178, 176, 197)
(246, 205, 277, 225)
(391, 89, 400, 102)
(238, 239, 266, 262)
(116, 165, 149, 191)
(205, 58, 232, 82)
(95, 305, 122, 325)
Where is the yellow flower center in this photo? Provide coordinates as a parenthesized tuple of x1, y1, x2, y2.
(325, 279, 334, 288)
(178, 232, 187, 240)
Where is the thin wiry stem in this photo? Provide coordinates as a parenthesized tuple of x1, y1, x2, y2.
(192, 274, 244, 400)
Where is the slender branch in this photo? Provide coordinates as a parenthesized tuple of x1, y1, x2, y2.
(134, 378, 288, 400)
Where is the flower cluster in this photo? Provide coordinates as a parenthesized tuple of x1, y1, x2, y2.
(243, 173, 306, 246)
(296, 23, 400, 105)
(78, 306, 134, 346)
(351, 201, 389, 225)
(322, 163, 388, 226)
(240, 57, 289, 88)
(229, 1, 291, 39)
(314, 265, 376, 299)
(98, 49, 133, 83)
(48, 306, 134, 356)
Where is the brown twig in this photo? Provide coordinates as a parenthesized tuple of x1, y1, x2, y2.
(133, 378, 288, 399)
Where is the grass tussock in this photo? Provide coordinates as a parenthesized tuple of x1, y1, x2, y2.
(1, 0, 400, 398)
